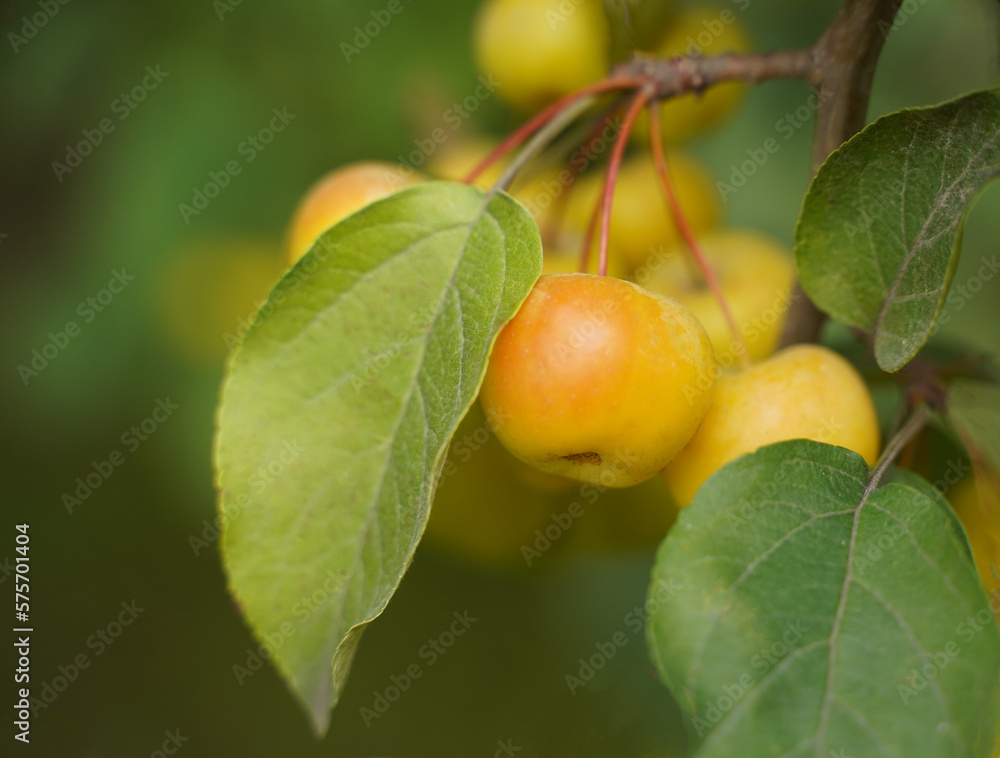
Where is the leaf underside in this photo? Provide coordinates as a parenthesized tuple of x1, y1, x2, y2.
(213, 181, 542, 734)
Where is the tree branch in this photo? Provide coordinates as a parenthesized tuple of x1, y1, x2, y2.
(609, 0, 903, 349)
(782, 0, 902, 346)
(610, 48, 818, 99)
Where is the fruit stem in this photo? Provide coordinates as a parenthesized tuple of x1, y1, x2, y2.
(648, 104, 750, 369)
(867, 403, 930, 491)
(579, 186, 602, 274)
(542, 99, 629, 249)
(597, 86, 653, 277)
(463, 76, 647, 187)
(490, 95, 597, 195)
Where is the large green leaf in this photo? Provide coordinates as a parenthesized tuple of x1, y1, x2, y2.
(949, 379, 1000, 472)
(796, 91, 1000, 373)
(213, 181, 542, 734)
(647, 440, 1000, 757)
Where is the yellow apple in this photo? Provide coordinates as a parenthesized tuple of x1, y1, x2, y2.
(473, 0, 610, 111)
(565, 152, 721, 272)
(642, 229, 794, 366)
(425, 136, 505, 190)
(949, 475, 1000, 598)
(285, 161, 423, 265)
(664, 344, 881, 506)
(480, 273, 717, 487)
(638, 7, 751, 144)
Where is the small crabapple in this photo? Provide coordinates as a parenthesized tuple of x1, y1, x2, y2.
(643, 229, 794, 364)
(473, 0, 609, 111)
(663, 344, 881, 506)
(565, 152, 720, 272)
(480, 273, 717, 487)
(285, 161, 423, 265)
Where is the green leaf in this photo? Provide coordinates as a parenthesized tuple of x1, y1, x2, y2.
(949, 379, 1000, 472)
(647, 440, 1000, 757)
(796, 90, 1000, 373)
(213, 181, 542, 734)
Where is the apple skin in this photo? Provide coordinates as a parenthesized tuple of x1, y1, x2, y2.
(643, 229, 795, 366)
(663, 344, 881, 506)
(473, 0, 609, 111)
(949, 476, 1000, 599)
(285, 161, 422, 265)
(480, 273, 718, 488)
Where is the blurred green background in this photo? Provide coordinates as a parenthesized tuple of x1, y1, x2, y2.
(2, 0, 998, 755)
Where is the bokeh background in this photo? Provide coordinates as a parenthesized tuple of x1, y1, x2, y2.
(2, 0, 999, 756)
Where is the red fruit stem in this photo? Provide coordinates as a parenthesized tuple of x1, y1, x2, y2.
(463, 76, 646, 187)
(541, 100, 628, 249)
(648, 104, 750, 370)
(596, 86, 653, 277)
(578, 188, 602, 275)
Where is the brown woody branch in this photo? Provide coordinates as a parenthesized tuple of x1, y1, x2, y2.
(609, 0, 903, 347)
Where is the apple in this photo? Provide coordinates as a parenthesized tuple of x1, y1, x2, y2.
(642, 229, 794, 366)
(663, 344, 881, 506)
(565, 152, 720, 273)
(480, 273, 717, 487)
(473, 0, 610, 111)
(285, 161, 423, 265)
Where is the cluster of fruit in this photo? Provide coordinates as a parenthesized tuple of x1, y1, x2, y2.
(281, 171, 878, 571)
(473, 0, 749, 143)
(274, 1, 890, 570)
